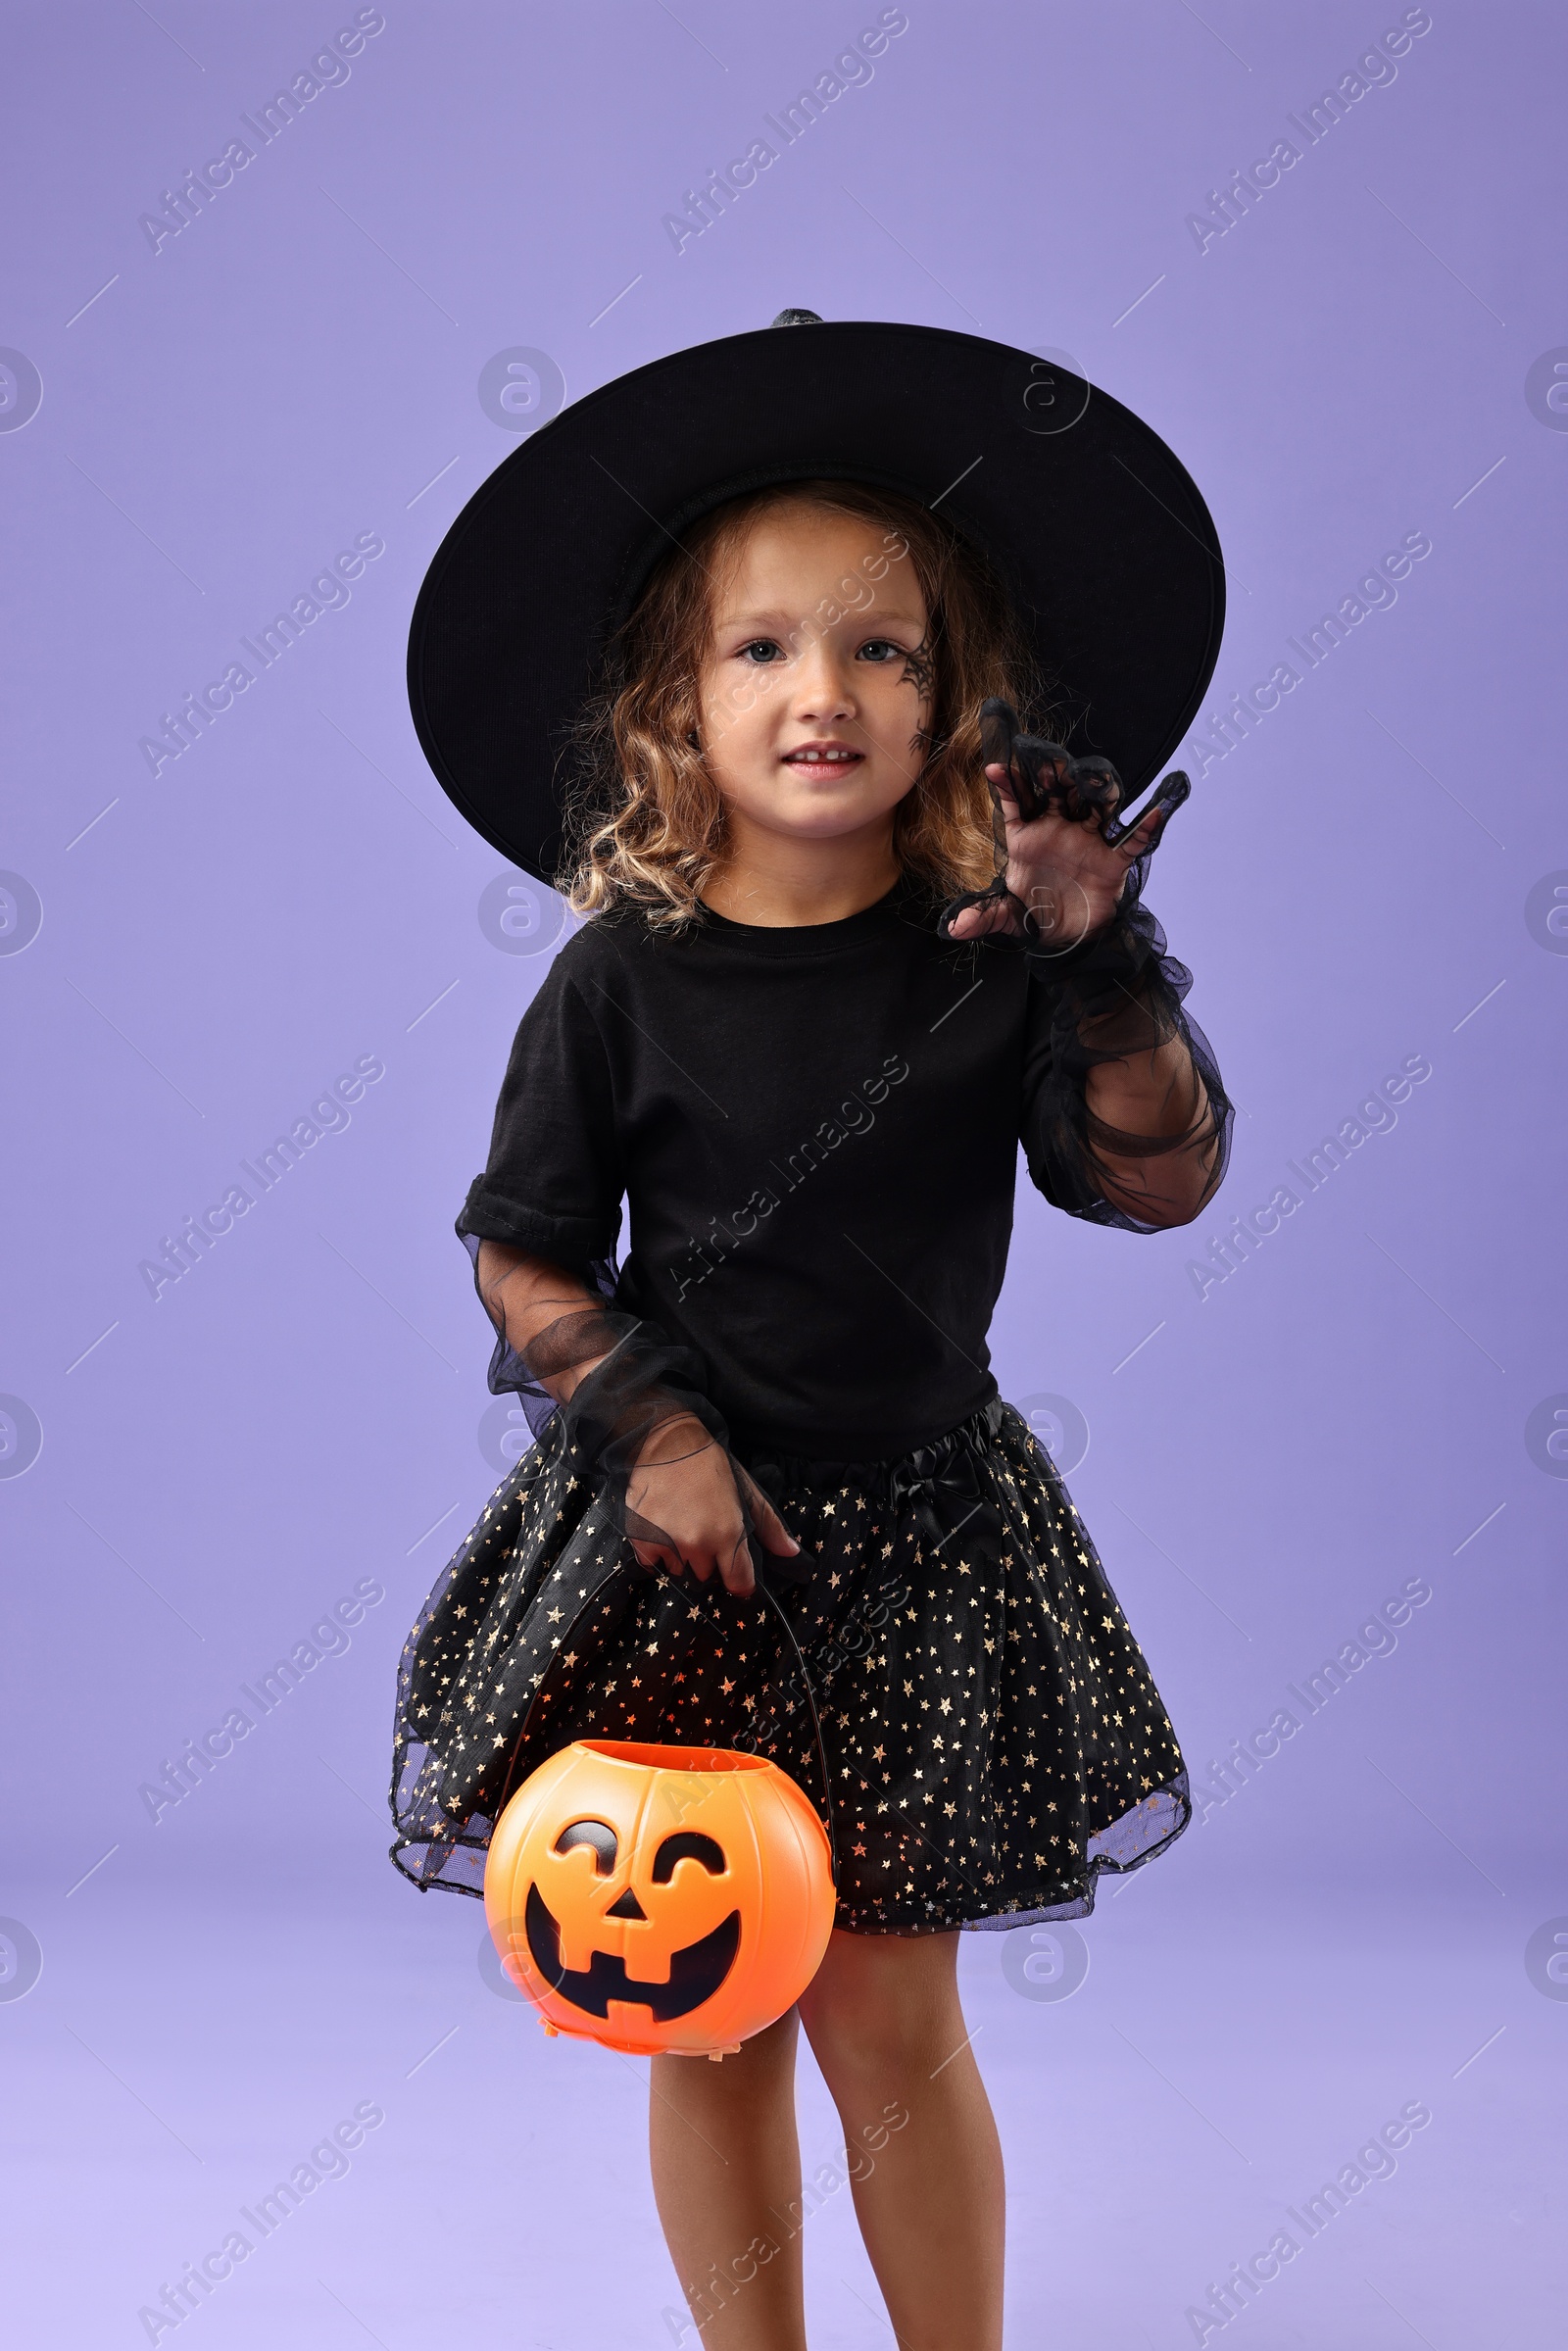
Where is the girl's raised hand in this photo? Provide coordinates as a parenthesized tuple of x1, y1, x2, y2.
(624, 1414, 799, 1596)
(945, 700, 1174, 955)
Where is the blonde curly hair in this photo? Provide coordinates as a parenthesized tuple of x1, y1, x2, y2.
(560, 476, 1047, 927)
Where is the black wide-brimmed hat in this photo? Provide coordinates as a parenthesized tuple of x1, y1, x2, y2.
(408, 315, 1224, 884)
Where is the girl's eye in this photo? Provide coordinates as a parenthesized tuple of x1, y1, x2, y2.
(858, 639, 902, 662)
(737, 639, 784, 664)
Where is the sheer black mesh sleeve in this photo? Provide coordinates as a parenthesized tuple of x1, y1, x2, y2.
(452, 957, 630, 1429)
(938, 698, 1232, 1233)
(460, 1231, 620, 1436)
(503, 1303, 774, 1572)
(1019, 894, 1233, 1232)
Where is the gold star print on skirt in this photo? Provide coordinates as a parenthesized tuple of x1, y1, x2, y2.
(389, 1397, 1191, 1933)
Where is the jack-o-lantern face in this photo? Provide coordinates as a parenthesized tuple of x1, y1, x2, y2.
(525, 1819, 740, 2021)
(484, 1739, 836, 2057)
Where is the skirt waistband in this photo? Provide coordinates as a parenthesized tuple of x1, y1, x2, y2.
(741, 1395, 1007, 1505)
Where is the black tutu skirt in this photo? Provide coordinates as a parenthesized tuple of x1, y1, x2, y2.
(388, 1396, 1191, 1934)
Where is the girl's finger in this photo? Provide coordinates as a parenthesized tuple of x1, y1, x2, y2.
(979, 892, 1026, 938)
(985, 762, 1022, 821)
(1124, 804, 1169, 856)
(756, 1498, 801, 1556)
(722, 1539, 758, 1595)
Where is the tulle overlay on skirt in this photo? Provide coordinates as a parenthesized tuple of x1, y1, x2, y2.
(388, 1397, 1191, 1933)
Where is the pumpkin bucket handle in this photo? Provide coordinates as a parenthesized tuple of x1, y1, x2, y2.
(752, 1571, 838, 1892)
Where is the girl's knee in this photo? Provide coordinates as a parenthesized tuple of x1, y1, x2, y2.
(800, 1935, 964, 2092)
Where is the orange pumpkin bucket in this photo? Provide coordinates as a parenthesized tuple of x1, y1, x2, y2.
(484, 1739, 836, 2056)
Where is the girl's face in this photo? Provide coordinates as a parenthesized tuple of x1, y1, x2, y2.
(697, 504, 933, 849)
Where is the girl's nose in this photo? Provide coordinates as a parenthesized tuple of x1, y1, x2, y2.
(790, 642, 855, 723)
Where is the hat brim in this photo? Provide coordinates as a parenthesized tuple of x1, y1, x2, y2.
(408, 320, 1224, 884)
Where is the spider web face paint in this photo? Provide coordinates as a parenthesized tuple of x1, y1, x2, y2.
(898, 636, 936, 700)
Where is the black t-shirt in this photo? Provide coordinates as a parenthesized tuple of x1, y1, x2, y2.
(457, 879, 1089, 1459)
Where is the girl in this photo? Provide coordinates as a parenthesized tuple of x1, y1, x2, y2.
(393, 318, 1232, 2350)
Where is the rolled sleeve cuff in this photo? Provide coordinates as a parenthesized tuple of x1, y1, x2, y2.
(454, 1177, 620, 1277)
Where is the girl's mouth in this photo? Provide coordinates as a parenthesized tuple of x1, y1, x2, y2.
(782, 743, 864, 777)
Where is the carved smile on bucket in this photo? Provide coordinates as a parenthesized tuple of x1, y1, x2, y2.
(524, 1818, 741, 2021)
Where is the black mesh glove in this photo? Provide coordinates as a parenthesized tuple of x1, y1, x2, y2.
(509, 1303, 789, 1586)
(941, 701, 1234, 1231)
(940, 699, 1134, 954)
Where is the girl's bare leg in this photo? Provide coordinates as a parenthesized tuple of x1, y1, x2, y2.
(648, 1931, 1003, 2350)
(798, 1927, 1004, 2351)
(650, 2005, 808, 2350)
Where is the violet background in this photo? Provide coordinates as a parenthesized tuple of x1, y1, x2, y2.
(3, 4, 1562, 2345)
